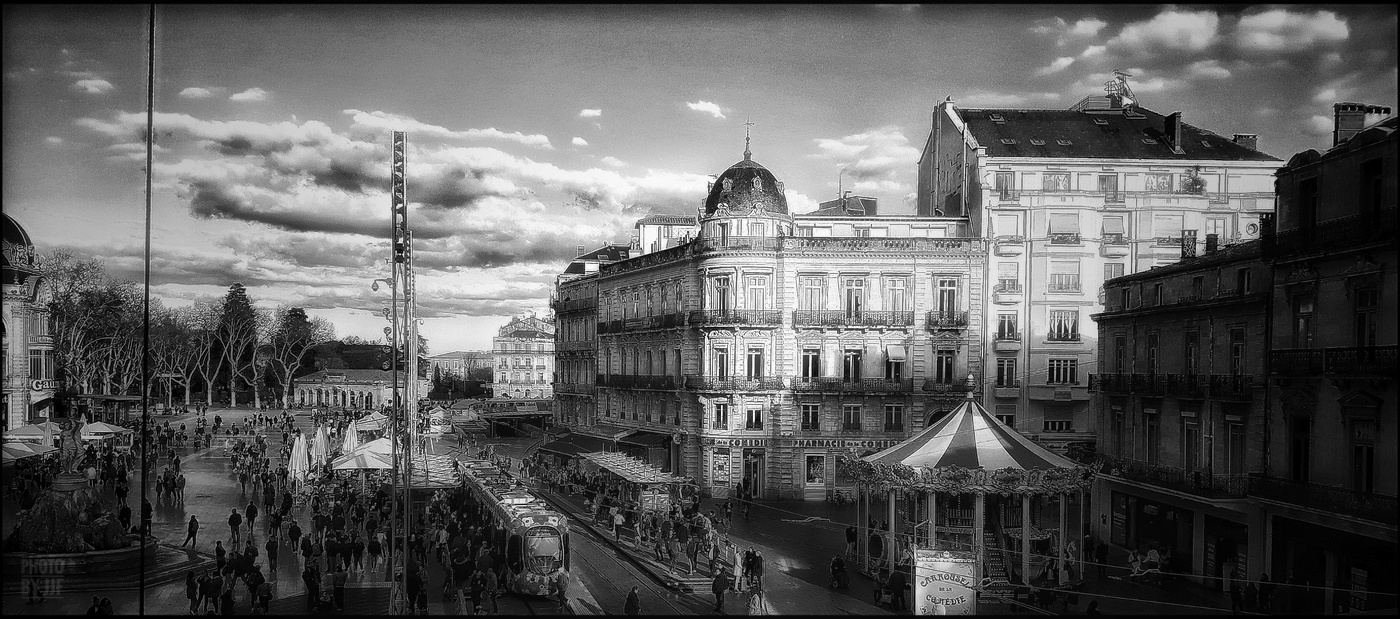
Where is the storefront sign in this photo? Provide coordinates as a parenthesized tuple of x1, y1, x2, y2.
(843, 439, 901, 450)
(711, 438, 768, 448)
(915, 549, 978, 615)
(30, 379, 56, 391)
(791, 438, 844, 448)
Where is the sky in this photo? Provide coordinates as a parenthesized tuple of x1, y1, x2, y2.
(4, 4, 1396, 353)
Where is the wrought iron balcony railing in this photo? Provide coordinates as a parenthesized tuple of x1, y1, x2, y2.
(791, 310, 914, 328)
(1102, 233, 1127, 245)
(1248, 474, 1397, 524)
(926, 310, 969, 329)
(1271, 346, 1396, 376)
(1131, 373, 1167, 395)
(1098, 454, 1251, 498)
(993, 282, 1023, 294)
(1048, 274, 1081, 292)
(555, 341, 595, 352)
(1048, 232, 1082, 245)
(1209, 374, 1254, 400)
(689, 309, 783, 327)
(684, 376, 787, 391)
(1167, 373, 1206, 398)
(921, 377, 974, 393)
(792, 377, 914, 393)
(697, 236, 779, 252)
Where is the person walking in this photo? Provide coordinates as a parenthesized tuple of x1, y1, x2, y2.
(265, 536, 279, 573)
(182, 515, 200, 549)
(228, 508, 243, 546)
(484, 562, 500, 614)
(1094, 542, 1108, 579)
(185, 571, 201, 615)
(555, 571, 569, 614)
(624, 586, 641, 615)
(245, 500, 259, 540)
(175, 473, 187, 502)
(712, 569, 731, 613)
(746, 585, 768, 615)
(752, 550, 766, 591)
(845, 525, 858, 560)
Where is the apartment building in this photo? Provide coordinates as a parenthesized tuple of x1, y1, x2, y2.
(427, 350, 492, 377)
(491, 314, 556, 399)
(918, 84, 1282, 453)
(2, 213, 55, 430)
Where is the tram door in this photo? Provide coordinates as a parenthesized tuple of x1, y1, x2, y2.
(742, 449, 765, 499)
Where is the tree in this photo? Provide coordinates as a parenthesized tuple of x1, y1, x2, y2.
(39, 249, 127, 398)
(188, 299, 225, 406)
(150, 305, 201, 407)
(265, 306, 335, 408)
(216, 284, 262, 408)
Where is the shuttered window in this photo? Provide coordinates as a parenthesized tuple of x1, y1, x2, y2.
(1049, 212, 1079, 234)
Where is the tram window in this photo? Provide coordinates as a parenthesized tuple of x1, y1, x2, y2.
(508, 534, 524, 573)
(527, 534, 561, 557)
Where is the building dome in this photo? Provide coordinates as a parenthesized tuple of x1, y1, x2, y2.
(702, 156, 789, 217)
(2, 212, 38, 272)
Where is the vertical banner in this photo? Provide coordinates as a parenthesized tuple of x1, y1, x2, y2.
(915, 549, 978, 615)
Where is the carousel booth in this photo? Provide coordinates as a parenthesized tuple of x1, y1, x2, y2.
(842, 396, 1093, 612)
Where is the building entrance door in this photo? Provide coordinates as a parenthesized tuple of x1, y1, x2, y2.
(742, 449, 766, 499)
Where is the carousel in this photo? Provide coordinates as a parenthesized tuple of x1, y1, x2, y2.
(840, 387, 1093, 610)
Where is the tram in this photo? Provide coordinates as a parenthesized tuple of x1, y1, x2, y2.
(459, 461, 570, 597)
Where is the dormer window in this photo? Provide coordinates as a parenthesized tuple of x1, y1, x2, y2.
(989, 113, 1005, 123)
(1200, 140, 1213, 148)
(1056, 139, 1073, 146)
(1000, 138, 1018, 145)
(1093, 118, 1109, 126)
(1030, 139, 1046, 146)
(1142, 138, 1158, 144)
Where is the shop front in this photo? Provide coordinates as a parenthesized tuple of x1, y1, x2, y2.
(1109, 489, 1195, 571)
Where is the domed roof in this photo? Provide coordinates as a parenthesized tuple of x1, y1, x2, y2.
(2, 212, 39, 273)
(702, 155, 788, 217)
(2, 212, 33, 249)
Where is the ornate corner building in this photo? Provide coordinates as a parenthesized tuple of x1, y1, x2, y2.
(492, 315, 556, 399)
(553, 146, 986, 501)
(2, 213, 56, 430)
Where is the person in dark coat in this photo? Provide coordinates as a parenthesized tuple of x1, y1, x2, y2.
(624, 586, 641, 615)
(1094, 542, 1109, 579)
(712, 569, 731, 612)
(302, 565, 320, 611)
(887, 566, 908, 611)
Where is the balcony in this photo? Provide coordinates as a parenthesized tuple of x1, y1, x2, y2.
(1099, 454, 1250, 498)
(1177, 295, 1199, 304)
(1166, 373, 1206, 398)
(992, 283, 1023, 305)
(697, 235, 778, 252)
(1248, 474, 1397, 524)
(993, 236, 1025, 256)
(1100, 234, 1130, 258)
(1271, 346, 1397, 376)
(792, 377, 914, 394)
(921, 377, 973, 394)
(1155, 236, 1183, 248)
(782, 237, 978, 254)
(597, 320, 623, 335)
(1209, 374, 1254, 400)
(1131, 373, 1167, 396)
(993, 379, 1021, 399)
(1267, 208, 1399, 257)
(684, 376, 787, 391)
(1047, 274, 1081, 293)
(553, 298, 597, 314)
(660, 312, 686, 329)
(791, 310, 914, 329)
(1048, 232, 1082, 245)
(925, 310, 969, 330)
(554, 382, 596, 395)
(993, 333, 1022, 352)
(556, 341, 595, 352)
(689, 309, 783, 327)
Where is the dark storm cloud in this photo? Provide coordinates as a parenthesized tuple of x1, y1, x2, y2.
(182, 179, 387, 237)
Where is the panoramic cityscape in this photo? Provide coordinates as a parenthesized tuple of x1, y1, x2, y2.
(2, 4, 1397, 616)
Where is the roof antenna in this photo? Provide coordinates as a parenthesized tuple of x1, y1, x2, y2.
(742, 116, 755, 161)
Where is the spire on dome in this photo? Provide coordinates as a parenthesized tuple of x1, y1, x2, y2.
(742, 116, 755, 161)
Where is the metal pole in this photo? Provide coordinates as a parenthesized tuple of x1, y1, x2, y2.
(139, 4, 156, 614)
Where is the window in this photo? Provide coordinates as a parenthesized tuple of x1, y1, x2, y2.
(800, 404, 820, 431)
(1182, 418, 1201, 471)
(1110, 410, 1125, 456)
(936, 278, 957, 312)
(658, 282, 668, 313)
(746, 347, 764, 380)
(1352, 419, 1375, 493)
(1153, 213, 1183, 238)
(714, 347, 729, 379)
(645, 350, 654, 375)
(1236, 268, 1251, 294)
(933, 349, 955, 384)
(1191, 276, 1204, 299)
(884, 355, 904, 381)
(888, 278, 910, 311)
(1047, 358, 1079, 384)
(995, 405, 1016, 428)
(1102, 215, 1125, 243)
(1043, 173, 1070, 192)
(997, 313, 1018, 340)
(1205, 218, 1225, 242)
(1354, 287, 1379, 348)
(1044, 420, 1071, 432)
(1048, 309, 1079, 341)
(659, 350, 667, 376)
(842, 349, 862, 382)
(995, 172, 1015, 199)
(1049, 261, 1080, 292)
(745, 408, 764, 430)
(674, 349, 682, 380)
(996, 358, 1017, 387)
(1145, 412, 1160, 465)
(712, 276, 731, 313)
(1289, 416, 1310, 482)
(746, 276, 768, 311)
(1184, 331, 1199, 376)
(884, 405, 904, 432)
(1103, 260, 1125, 280)
(1229, 328, 1246, 375)
(1049, 212, 1079, 235)
(1145, 173, 1172, 192)
(1227, 421, 1246, 476)
(714, 403, 729, 430)
(996, 262, 1019, 292)
(1146, 333, 1159, 375)
(1360, 158, 1384, 214)
(995, 213, 1019, 236)
(1099, 174, 1119, 200)
(805, 455, 826, 485)
(1292, 294, 1315, 348)
(801, 349, 821, 380)
(843, 277, 865, 317)
(842, 405, 862, 431)
(1298, 177, 1319, 231)
(853, 228, 871, 238)
(716, 222, 729, 245)
(799, 276, 825, 311)
(645, 287, 654, 316)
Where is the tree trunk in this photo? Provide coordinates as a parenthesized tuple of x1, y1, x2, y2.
(229, 375, 238, 408)
(206, 377, 216, 406)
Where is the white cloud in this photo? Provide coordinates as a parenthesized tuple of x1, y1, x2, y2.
(1235, 9, 1348, 53)
(1031, 17, 1108, 45)
(1108, 9, 1220, 53)
(229, 87, 269, 102)
(1186, 59, 1231, 80)
(1313, 88, 1339, 103)
(45, 136, 63, 145)
(572, 137, 589, 147)
(958, 91, 1063, 107)
(785, 189, 820, 215)
(1304, 115, 1334, 136)
(809, 126, 919, 195)
(1079, 45, 1107, 59)
(72, 78, 114, 94)
(685, 100, 726, 119)
(578, 109, 602, 118)
(345, 109, 554, 149)
(600, 156, 626, 168)
(1036, 57, 1077, 76)
(179, 87, 215, 99)
(1318, 52, 1344, 70)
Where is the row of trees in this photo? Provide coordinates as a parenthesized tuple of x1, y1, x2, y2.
(40, 249, 336, 409)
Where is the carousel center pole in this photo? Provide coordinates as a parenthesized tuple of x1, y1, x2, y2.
(1058, 491, 1068, 585)
(1021, 495, 1032, 585)
(887, 489, 897, 572)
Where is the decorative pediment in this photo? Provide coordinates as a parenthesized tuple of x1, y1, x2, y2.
(1337, 390, 1383, 409)
(1284, 263, 1319, 283)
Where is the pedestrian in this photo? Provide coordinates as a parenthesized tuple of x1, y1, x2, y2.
(712, 569, 731, 613)
(1094, 542, 1108, 579)
(246, 500, 260, 538)
(186, 570, 201, 615)
(746, 585, 768, 615)
(368, 534, 383, 572)
(183, 515, 200, 548)
(256, 574, 272, 613)
(333, 564, 348, 611)
(175, 472, 187, 502)
(266, 536, 280, 572)
(723, 499, 733, 526)
(845, 525, 858, 560)
(888, 565, 908, 611)
(86, 595, 101, 615)
(555, 571, 570, 614)
(752, 550, 766, 590)
(228, 509, 243, 546)
(1229, 567, 1244, 614)
(624, 585, 641, 615)
(119, 502, 132, 532)
(484, 562, 499, 614)
(1258, 573, 1275, 613)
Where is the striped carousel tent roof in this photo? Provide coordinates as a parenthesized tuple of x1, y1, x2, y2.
(864, 398, 1077, 471)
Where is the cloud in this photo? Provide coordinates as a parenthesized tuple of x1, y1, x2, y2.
(1107, 9, 1220, 55)
(1304, 115, 1334, 136)
(345, 109, 554, 149)
(1235, 9, 1349, 53)
(572, 137, 589, 147)
(1067, 69, 1178, 97)
(1185, 59, 1231, 80)
(179, 87, 216, 99)
(686, 100, 726, 119)
(72, 78, 114, 94)
(1036, 57, 1076, 76)
(958, 91, 1063, 107)
(1079, 45, 1107, 59)
(1313, 88, 1339, 103)
(578, 109, 602, 118)
(45, 136, 63, 145)
(229, 87, 269, 102)
(1031, 17, 1108, 45)
(785, 189, 820, 215)
(809, 126, 920, 194)
(600, 156, 626, 168)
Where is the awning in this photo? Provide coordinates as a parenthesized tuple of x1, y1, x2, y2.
(573, 423, 633, 441)
(578, 451, 687, 485)
(1102, 216, 1125, 234)
(887, 346, 907, 362)
(538, 433, 613, 458)
(618, 431, 671, 448)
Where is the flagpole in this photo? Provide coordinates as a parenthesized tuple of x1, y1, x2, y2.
(139, 4, 156, 614)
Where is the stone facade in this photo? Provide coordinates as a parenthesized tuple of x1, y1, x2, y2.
(492, 315, 555, 399)
(2, 213, 55, 431)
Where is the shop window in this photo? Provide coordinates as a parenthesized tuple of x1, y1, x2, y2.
(805, 455, 826, 485)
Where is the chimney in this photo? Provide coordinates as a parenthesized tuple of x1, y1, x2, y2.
(1164, 111, 1185, 154)
(576, 245, 585, 257)
(1205, 233, 1219, 253)
(1231, 134, 1258, 151)
(1334, 102, 1394, 146)
(1181, 229, 1197, 258)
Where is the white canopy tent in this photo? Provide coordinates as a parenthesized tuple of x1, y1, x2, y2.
(311, 426, 330, 467)
(289, 434, 309, 483)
